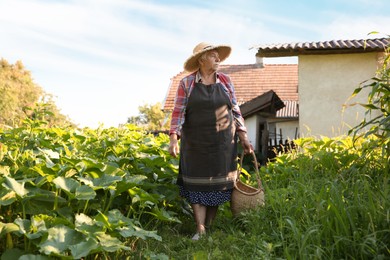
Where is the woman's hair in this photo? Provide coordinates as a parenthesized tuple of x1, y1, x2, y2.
(198, 52, 208, 65)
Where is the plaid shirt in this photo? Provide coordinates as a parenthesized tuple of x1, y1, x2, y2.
(169, 71, 247, 137)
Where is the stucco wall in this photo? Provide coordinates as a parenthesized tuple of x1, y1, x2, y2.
(298, 52, 379, 137)
(274, 121, 299, 141)
(244, 116, 258, 150)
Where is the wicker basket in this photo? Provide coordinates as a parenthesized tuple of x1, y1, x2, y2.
(231, 152, 265, 217)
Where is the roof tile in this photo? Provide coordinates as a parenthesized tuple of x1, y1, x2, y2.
(163, 64, 299, 118)
(255, 37, 389, 57)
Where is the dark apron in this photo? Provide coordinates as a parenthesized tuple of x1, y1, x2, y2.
(177, 82, 237, 192)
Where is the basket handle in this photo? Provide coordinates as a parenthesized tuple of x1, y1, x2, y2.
(235, 152, 264, 194)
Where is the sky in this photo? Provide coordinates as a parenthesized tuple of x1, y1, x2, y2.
(0, 0, 389, 128)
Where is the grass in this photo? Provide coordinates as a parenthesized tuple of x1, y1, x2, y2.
(127, 136, 390, 260)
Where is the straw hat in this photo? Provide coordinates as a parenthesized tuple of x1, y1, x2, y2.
(183, 42, 231, 72)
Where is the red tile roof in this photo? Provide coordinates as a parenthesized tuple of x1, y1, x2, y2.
(163, 64, 298, 118)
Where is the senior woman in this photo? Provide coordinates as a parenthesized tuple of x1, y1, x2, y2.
(169, 42, 252, 240)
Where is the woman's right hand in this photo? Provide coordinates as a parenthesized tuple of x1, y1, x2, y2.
(169, 134, 179, 157)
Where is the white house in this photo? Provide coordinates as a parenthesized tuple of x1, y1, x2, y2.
(254, 37, 389, 138)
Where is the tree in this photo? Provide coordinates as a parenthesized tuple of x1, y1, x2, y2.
(0, 58, 72, 127)
(127, 102, 170, 131)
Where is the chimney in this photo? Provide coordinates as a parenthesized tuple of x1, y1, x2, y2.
(256, 56, 264, 68)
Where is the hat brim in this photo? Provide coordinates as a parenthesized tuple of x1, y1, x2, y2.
(183, 45, 231, 72)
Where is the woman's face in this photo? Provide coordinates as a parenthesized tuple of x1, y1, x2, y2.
(201, 50, 221, 71)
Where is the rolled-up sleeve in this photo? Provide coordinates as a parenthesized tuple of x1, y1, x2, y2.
(231, 92, 247, 133)
(169, 79, 187, 137)
(221, 74, 247, 133)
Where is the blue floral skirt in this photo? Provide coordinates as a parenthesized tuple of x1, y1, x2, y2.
(179, 185, 233, 206)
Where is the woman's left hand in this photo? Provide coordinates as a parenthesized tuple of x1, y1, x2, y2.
(238, 131, 253, 154)
(241, 139, 253, 154)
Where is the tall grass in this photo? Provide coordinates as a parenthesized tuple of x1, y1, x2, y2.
(136, 135, 389, 259)
(239, 136, 389, 259)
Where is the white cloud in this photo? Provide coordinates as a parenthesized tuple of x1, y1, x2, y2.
(0, 0, 388, 128)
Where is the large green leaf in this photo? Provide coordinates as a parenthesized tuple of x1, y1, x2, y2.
(35, 147, 60, 169)
(75, 158, 105, 175)
(75, 213, 104, 235)
(3, 177, 28, 197)
(150, 207, 181, 223)
(129, 187, 160, 204)
(37, 147, 60, 160)
(75, 185, 96, 200)
(95, 232, 130, 252)
(93, 174, 123, 188)
(94, 211, 111, 229)
(0, 222, 19, 238)
(101, 163, 126, 176)
(14, 216, 47, 240)
(0, 248, 25, 260)
(79, 174, 123, 190)
(0, 189, 16, 205)
(75, 213, 94, 226)
(30, 165, 49, 178)
(14, 218, 31, 235)
(95, 209, 163, 241)
(38, 225, 84, 256)
(114, 175, 147, 196)
(19, 254, 51, 260)
(22, 187, 67, 215)
(106, 209, 133, 226)
(93, 210, 135, 232)
(118, 225, 162, 241)
(53, 176, 80, 194)
(0, 165, 10, 175)
(69, 238, 99, 259)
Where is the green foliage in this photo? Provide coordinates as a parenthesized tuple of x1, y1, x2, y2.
(255, 136, 389, 259)
(1, 119, 388, 259)
(0, 58, 72, 127)
(127, 102, 170, 131)
(0, 119, 180, 258)
(348, 34, 390, 162)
